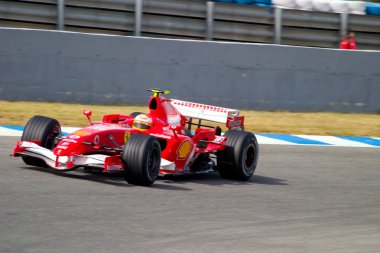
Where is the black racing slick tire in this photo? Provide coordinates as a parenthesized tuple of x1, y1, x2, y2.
(21, 115, 62, 167)
(121, 134, 161, 186)
(217, 130, 259, 181)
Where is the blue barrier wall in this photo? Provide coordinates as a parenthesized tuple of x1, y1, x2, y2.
(0, 28, 379, 113)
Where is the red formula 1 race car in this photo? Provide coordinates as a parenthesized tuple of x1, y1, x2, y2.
(13, 89, 259, 186)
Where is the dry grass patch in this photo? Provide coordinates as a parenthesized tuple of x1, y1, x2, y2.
(0, 101, 379, 137)
(244, 111, 380, 137)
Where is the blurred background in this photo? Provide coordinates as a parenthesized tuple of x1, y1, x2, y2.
(0, 0, 379, 50)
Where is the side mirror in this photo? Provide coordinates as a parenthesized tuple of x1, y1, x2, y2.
(170, 124, 182, 131)
(169, 124, 182, 138)
(83, 110, 92, 124)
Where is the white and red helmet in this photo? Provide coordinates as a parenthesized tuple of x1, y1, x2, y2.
(132, 114, 153, 131)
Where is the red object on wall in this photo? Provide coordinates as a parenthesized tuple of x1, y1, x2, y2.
(340, 36, 350, 49)
(340, 33, 356, 50)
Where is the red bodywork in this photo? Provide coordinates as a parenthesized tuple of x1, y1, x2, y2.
(14, 94, 244, 175)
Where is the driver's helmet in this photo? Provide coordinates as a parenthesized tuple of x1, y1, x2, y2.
(133, 114, 153, 131)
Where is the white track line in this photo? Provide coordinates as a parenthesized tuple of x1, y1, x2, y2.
(1, 126, 379, 148)
(62, 127, 80, 133)
(0, 127, 22, 137)
(295, 135, 376, 148)
(255, 135, 295, 145)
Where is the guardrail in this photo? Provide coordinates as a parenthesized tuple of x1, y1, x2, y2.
(0, 0, 379, 49)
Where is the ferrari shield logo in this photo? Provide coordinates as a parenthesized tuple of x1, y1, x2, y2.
(124, 131, 131, 144)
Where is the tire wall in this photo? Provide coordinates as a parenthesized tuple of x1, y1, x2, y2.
(1, 28, 379, 113)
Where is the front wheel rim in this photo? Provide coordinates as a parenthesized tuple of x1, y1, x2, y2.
(45, 125, 61, 150)
(146, 146, 160, 181)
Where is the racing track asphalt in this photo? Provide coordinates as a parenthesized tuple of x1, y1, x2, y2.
(1, 136, 379, 253)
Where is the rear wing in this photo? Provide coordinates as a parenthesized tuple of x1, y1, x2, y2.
(171, 99, 244, 130)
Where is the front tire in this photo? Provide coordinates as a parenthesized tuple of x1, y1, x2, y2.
(121, 134, 161, 186)
(217, 130, 259, 181)
(21, 115, 62, 167)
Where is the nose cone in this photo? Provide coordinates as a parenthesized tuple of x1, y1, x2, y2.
(54, 138, 82, 156)
(53, 130, 92, 156)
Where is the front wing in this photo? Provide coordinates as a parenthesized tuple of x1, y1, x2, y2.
(13, 141, 176, 173)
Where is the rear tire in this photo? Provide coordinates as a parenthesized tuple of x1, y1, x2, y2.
(217, 130, 259, 181)
(21, 115, 62, 167)
(121, 134, 161, 186)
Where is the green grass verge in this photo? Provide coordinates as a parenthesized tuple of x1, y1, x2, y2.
(1, 100, 379, 137)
